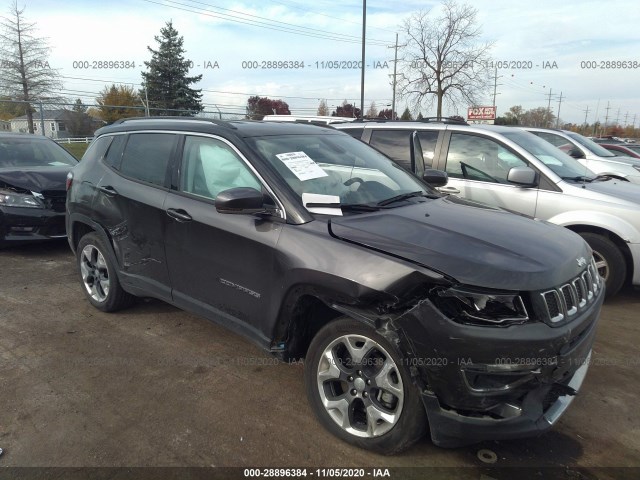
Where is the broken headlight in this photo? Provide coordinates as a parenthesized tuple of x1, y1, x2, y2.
(435, 287, 529, 327)
(0, 189, 44, 208)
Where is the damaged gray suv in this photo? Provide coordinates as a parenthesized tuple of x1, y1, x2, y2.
(66, 118, 603, 453)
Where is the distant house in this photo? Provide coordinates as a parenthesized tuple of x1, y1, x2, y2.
(0, 119, 10, 131)
(9, 109, 71, 139)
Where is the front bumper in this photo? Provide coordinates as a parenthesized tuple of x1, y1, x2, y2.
(0, 206, 67, 245)
(394, 285, 603, 447)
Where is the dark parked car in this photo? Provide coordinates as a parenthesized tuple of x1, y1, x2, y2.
(600, 143, 640, 159)
(0, 133, 78, 247)
(66, 118, 603, 453)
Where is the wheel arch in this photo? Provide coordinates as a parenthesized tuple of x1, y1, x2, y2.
(564, 224, 634, 283)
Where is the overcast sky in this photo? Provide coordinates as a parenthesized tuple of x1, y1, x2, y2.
(16, 0, 640, 125)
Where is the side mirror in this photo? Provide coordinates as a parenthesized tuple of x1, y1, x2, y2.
(568, 148, 585, 159)
(215, 187, 268, 215)
(507, 166, 537, 186)
(422, 169, 448, 187)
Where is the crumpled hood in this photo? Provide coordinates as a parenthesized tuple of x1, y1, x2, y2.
(0, 166, 70, 193)
(329, 196, 591, 291)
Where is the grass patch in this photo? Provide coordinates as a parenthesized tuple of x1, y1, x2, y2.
(60, 142, 90, 160)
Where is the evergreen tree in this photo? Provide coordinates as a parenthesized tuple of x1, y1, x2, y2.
(400, 107, 413, 121)
(141, 21, 203, 116)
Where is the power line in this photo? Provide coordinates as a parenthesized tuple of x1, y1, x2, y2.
(139, 0, 390, 47)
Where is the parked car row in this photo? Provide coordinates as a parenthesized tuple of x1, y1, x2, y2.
(334, 120, 640, 298)
(0, 117, 627, 454)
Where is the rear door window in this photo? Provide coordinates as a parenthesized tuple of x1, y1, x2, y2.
(119, 133, 177, 186)
(369, 130, 411, 170)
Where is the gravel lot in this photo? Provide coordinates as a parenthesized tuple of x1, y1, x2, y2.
(1, 240, 639, 478)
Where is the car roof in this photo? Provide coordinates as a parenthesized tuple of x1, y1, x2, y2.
(334, 121, 522, 135)
(0, 132, 58, 142)
(95, 117, 342, 138)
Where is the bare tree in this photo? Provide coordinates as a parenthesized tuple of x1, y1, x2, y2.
(317, 99, 329, 116)
(397, 1, 493, 118)
(0, 1, 62, 133)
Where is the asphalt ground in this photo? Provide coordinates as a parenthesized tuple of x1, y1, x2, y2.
(0, 240, 639, 479)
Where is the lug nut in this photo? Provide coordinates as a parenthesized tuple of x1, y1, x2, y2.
(351, 389, 357, 396)
(367, 379, 371, 385)
(348, 376, 354, 381)
(363, 392, 368, 398)
(357, 370, 362, 376)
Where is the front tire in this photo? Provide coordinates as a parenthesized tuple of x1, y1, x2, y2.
(304, 317, 427, 454)
(579, 232, 626, 298)
(76, 232, 134, 312)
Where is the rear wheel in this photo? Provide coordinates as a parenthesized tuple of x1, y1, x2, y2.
(304, 317, 426, 454)
(77, 232, 134, 312)
(579, 232, 626, 298)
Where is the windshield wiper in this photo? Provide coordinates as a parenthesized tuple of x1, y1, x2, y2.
(561, 175, 596, 182)
(376, 191, 436, 206)
(305, 202, 381, 212)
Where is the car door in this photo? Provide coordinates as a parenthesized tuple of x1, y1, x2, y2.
(435, 131, 539, 217)
(163, 134, 283, 342)
(93, 132, 178, 300)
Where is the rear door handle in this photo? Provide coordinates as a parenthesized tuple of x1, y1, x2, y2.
(97, 185, 118, 196)
(166, 208, 192, 222)
(438, 186, 460, 194)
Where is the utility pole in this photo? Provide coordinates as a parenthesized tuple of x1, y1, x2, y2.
(492, 67, 502, 106)
(359, 0, 366, 120)
(388, 33, 399, 120)
(583, 105, 590, 125)
(604, 101, 611, 128)
(546, 88, 554, 127)
(555, 91, 563, 128)
(38, 102, 45, 137)
(615, 108, 620, 126)
(592, 99, 600, 136)
(624, 111, 629, 126)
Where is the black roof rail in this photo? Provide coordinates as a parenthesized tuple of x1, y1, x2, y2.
(346, 117, 469, 125)
(112, 116, 236, 129)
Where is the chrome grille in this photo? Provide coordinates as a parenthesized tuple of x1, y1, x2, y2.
(541, 257, 601, 324)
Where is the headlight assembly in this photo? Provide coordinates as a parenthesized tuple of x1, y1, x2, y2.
(434, 287, 530, 327)
(0, 189, 44, 208)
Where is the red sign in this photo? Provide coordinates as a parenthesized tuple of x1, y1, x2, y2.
(467, 106, 496, 120)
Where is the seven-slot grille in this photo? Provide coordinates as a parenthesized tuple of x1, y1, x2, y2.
(541, 258, 601, 324)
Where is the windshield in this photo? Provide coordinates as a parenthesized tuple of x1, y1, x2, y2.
(0, 137, 78, 168)
(247, 133, 430, 207)
(566, 132, 616, 157)
(502, 130, 595, 179)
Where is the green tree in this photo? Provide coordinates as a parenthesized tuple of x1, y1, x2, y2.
(72, 98, 87, 113)
(96, 84, 143, 124)
(416, 112, 424, 120)
(0, 1, 63, 132)
(141, 21, 203, 116)
(400, 107, 413, 120)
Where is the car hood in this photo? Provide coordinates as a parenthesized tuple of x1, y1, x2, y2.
(0, 166, 70, 192)
(329, 196, 590, 291)
(576, 178, 640, 204)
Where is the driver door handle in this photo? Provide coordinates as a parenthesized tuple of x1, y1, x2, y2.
(166, 208, 192, 222)
(437, 186, 460, 194)
(97, 185, 118, 196)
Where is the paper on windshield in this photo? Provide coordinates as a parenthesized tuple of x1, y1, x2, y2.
(302, 193, 343, 216)
(276, 151, 329, 181)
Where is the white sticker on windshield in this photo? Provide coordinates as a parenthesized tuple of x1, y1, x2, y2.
(276, 151, 329, 181)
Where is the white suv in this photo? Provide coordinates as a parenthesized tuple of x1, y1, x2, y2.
(335, 120, 640, 297)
